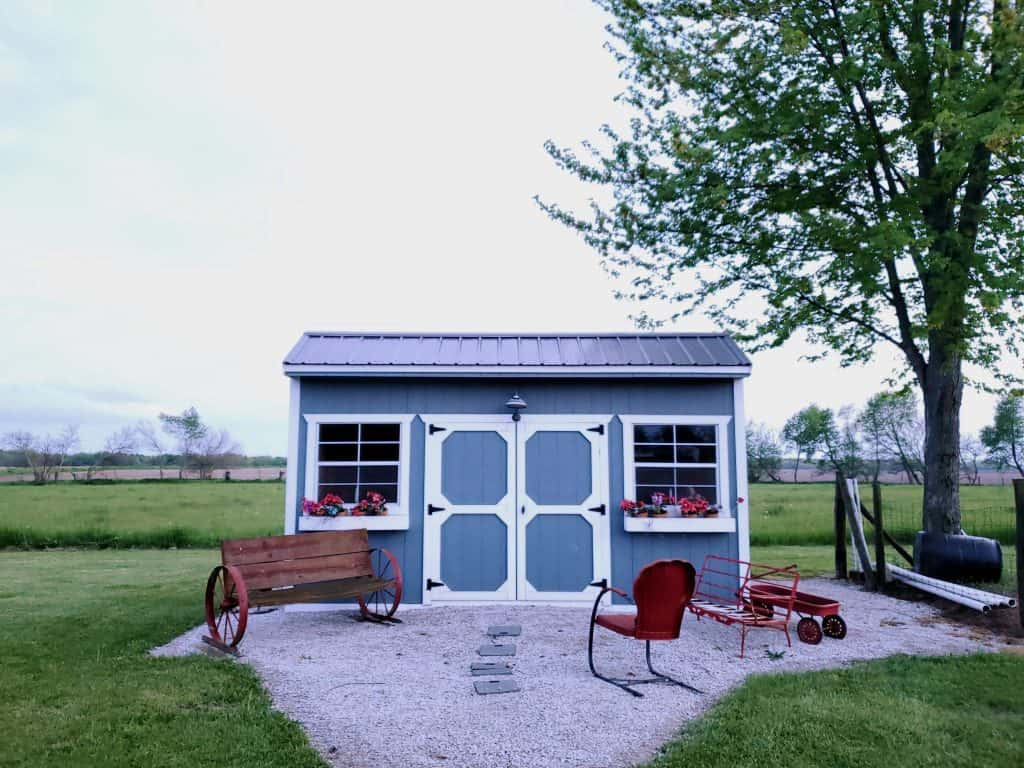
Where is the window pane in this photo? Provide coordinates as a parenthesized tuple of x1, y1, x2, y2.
(676, 445, 717, 464)
(635, 467, 674, 485)
(674, 486, 717, 504)
(634, 425, 674, 443)
(676, 425, 716, 443)
(356, 484, 398, 503)
(320, 423, 358, 442)
(318, 483, 357, 501)
(319, 443, 358, 462)
(319, 466, 357, 484)
(633, 444, 674, 462)
(361, 423, 400, 442)
(359, 465, 399, 484)
(636, 486, 673, 504)
(360, 443, 400, 461)
(676, 467, 717, 485)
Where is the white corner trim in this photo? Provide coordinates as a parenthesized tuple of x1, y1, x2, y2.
(733, 379, 751, 567)
(284, 377, 301, 535)
(302, 413, 415, 517)
(619, 414, 733, 521)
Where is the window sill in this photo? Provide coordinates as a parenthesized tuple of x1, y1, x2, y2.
(623, 515, 736, 533)
(298, 515, 409, 531)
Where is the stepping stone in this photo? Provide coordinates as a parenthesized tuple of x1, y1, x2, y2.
(474, 679, 521, 695)
(486, 624, 521, 637)
(478, 643, 516, 656)
(471, 662, 513, 676)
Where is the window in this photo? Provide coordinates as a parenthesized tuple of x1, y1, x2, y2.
(631, 422, 720, 504)
(314, 422, 402, 504)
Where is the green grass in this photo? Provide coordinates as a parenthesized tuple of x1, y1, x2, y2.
(749, 483, 1016, 546)
(0, 481, 283, 548)
(0, 549, 326, 768)
(751, 544, 835, 576)
(647, 653, 1024, 768)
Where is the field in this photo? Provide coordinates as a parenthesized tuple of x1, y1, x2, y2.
(0, 479, 1016, 549)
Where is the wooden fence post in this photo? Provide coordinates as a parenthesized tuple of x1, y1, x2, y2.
(837, 472, 875, 590)
(834, 477, 848, 579)
(872, 481, 885, 590)
(1014, 479, 1023, 630)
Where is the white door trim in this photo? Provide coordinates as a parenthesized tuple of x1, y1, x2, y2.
(516, 415, 612, 602)
(423, 419, 517, 603)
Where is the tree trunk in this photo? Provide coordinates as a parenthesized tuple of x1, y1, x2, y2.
(792, 456, 800, 483)
(921, 342, 963, 533)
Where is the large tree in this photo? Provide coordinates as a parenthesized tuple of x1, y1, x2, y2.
(782, 404, 830, 481)
(543, 0, 1024, 533)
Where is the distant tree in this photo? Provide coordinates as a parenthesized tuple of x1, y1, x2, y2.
(2, 426, 79, 484)
(981, 394, 1024, 477)
(542, 0, 1024, 534)
(959, 433, 985, 486)
(859, 391, 925, 485)
(159, 408, 241, 480)
(81, 427, 139, 481)
(817, 406, 864, 478)
(136, 420, 169, 479)
(746, 422, 783, 483)
(782, 405, 829, 482)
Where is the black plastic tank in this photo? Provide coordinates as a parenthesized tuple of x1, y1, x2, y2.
(913, 531, 1003, 583)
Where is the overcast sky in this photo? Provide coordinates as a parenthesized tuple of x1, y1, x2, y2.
(1, 1, 1017, 455)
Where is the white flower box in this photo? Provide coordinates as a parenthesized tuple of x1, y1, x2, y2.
(298, 515, 409, 532)
(623, 515, 736, 534)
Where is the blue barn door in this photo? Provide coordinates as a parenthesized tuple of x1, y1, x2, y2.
(423, 418, 516, 601)
(516, 417, 610, 602)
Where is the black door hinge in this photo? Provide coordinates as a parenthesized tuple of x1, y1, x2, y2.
(427, 504, 445, 515)
(587, 424, 605, 435)
(429, 424, 447, 435)
(587, 503, 606, 515)
(426, 578, 445, 591)
(589, 578, 608, 589)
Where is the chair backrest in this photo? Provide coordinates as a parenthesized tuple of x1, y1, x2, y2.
(694, 555, 800, 621)
(220, 529, 373, 591)
(633, 559, 696, 640)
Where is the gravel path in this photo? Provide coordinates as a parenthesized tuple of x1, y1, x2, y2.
(154, 579, 1001, 768)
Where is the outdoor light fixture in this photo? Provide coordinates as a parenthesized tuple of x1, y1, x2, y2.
(505, 392, 527, 421)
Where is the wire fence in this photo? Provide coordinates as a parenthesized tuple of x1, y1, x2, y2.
(872, 503, 1018, 597)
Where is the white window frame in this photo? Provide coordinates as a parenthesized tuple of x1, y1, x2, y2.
(620, 414, 732, 518)
(303, 414, 414, 519)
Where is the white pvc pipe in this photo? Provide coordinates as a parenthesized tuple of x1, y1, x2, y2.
(887, 564, 1017, 608)
(884, 561, 1011, 614)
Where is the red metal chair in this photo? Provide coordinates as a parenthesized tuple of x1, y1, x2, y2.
(587, 559, 702, 697)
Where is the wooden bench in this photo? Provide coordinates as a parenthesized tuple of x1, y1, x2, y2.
(203, 528, 402, 653)
(687, 555, 799, 657)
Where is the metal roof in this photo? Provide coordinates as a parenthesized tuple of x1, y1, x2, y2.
(284, 333, 751, 376)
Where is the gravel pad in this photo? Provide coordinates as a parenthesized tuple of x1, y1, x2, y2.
(153, 579, 1000, 768)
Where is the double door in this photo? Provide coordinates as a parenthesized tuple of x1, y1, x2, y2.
(423, 415, 609, 602)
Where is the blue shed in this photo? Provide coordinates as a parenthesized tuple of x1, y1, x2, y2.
(282, 332, 752, 604)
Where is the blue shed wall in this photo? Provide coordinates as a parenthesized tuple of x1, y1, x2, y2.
(295, 377, 740, 604)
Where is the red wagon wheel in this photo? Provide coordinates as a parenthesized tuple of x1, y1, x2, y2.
(797, 617, 822, 645)
(822, 614, 847, 640)
(357, 548, 402, 621)
(205, 565, 249, 649)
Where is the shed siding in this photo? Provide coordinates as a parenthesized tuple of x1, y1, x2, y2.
(296, 377, 739, 604)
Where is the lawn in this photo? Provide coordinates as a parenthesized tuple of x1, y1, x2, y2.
(649, 653, 1024, 768)
(0, 549, 326, 768)
(0, 548, 1021, 767)
(0, 481, 283, 548)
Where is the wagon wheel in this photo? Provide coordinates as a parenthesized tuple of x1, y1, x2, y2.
(796, 617, 822, 645)
(822, 614, 847, 640)
(357, 548, 403, 621)
(204, 565, 249, 649)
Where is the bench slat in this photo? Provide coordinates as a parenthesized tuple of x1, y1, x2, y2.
(235, 550, 373, 591)
(222, 529, 371, 566)
(249, 576, 395, 607)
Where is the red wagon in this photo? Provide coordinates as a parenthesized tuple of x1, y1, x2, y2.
(747, 583, 847, 644)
